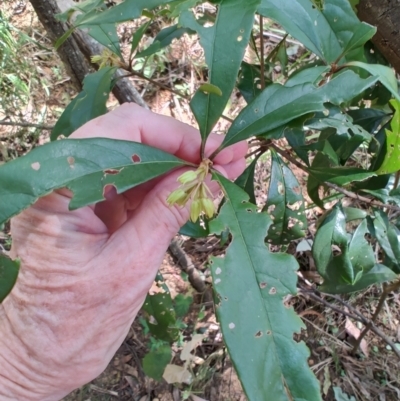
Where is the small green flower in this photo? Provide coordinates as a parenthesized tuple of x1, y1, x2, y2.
(200, 197, 215, 219)
(166, 188, 187, 205)
(178, 170, 198, 184)
(167, 160, 216, 222)
(190, 199, 202, 222)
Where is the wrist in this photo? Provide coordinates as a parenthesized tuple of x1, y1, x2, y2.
(0, 305, 69, 401)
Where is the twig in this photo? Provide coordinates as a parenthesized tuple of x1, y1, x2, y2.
(259, 15, 266, 90)
(394, 171, 400, 189)
(168, 237, 212, 303)
(120, 70, 234, 125)
(300, 286, 400, 360)
(352, 279, 400, 355)
(270, 143, 400, 212)
(0, 121, 54, 130)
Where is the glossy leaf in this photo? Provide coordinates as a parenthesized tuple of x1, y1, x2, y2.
(0, 255, 20, 303)
(142, 345, 172, 381)
(209, 173, 321, 401)
(237, 62, 263, 104)
(320, 264, 397, 294)
(372, 210, 400, 273)
(130, 20, 151, 56)
(179, 219, 210, 238)
(87, 24, 122, 57)
(221, 70, 377, 149)
(180, 0, 260, 143)
(347, 62, 400, 102)
(313, 205, 354, 284)
(75, 0, 176, 25)
(136, 24, 194, 58)
(376, 100, 400, 175)
(234, 156, 259, 204)
(0, 138, 188, 225)
(257, 0, 375, 64)
(347, 108, 390, 133)
(314, 207, 375, 288)
(142, 274, 179, 342)
(51, 67, 117, 140)
(264, 151, 307, 245)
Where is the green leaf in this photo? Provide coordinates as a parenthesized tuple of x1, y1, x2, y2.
(0, 254, 20, 303)
(130, 20, 151, 56)
(237, 62, 263, 104)
(376, 100, 400, 175)
(51, 67, 117, 140)
(372, 210, 400, 273)
(198, 83, 223, 97)
(87, 24, 122, 58)
(142, 344, 171, 381)
(174, 294, 193, 318)
(168, 0, 203, 18)
(264, 151, 307, 245)
(0, 138, 188, 225)
(221, 70, 377, 149)
(210, 173, 321, 401)
(76, 0, 176, 25)
(179, 219, 210, 237)
(313, 204, 354, 284)
(258, 0, 375, 64)
(347, 62, 400, 102)
(142, 274, 179, 342)
(54, 27, 75, 50)
(234, 156, 259, 204)
(179, 0, 260, 144)
(343, 207, 367, 222)
(347, 108, 390, 133)
(320, 264, 397, 294)
(136, 24, 194, 58)
(308, 166, 375, 185)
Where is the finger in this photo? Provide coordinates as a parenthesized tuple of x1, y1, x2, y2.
(70, 103, 248, 165)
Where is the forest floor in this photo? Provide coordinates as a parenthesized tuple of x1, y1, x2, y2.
(1, 1, 400, 401)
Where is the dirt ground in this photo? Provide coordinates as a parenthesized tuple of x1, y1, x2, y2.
(1, 1, 400, 401)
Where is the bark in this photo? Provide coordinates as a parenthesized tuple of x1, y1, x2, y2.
(358, 0, 400, 74)
(29, 0, 147, 107)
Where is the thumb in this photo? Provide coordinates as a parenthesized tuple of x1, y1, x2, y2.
(108, 170, 221, 256)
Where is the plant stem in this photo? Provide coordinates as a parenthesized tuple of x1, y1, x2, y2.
(352, 279, 400, 355)
(259, 15, 266, 90)
(270, 143, 400, 212)
(394, 171, 400, 189)
(0, 121, 54, 130)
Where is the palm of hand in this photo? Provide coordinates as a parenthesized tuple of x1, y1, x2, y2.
(0, 104, 247, 400)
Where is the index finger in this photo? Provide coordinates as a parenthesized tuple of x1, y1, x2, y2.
(70, 103, 247, 165)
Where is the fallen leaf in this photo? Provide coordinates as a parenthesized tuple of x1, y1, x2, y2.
(345, 317, 369, 357)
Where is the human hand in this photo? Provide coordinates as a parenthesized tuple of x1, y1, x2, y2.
(0, 103, 247, 400)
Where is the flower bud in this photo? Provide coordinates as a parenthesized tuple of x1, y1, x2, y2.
(178, 170, 198, 184)
(190, 199, 202, 222)
(200, 197, 215, 219)
(167, 189, 187, 206)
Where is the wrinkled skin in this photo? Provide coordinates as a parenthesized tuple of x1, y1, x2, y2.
(0, 104, 247, 401)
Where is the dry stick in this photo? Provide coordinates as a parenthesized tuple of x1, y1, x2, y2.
(301, 287, 400, 360)
(259, 15, 266, 90)
(394, 170, 400, 190)
(0, 121, 54, 130)
(168, 238, 213, 303)
(269, 143, 400, 212)
(352, 279, 400, 355)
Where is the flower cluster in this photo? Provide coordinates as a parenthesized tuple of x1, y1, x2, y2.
(167, 160, 215, 222)
(91, 49, 123, 69)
